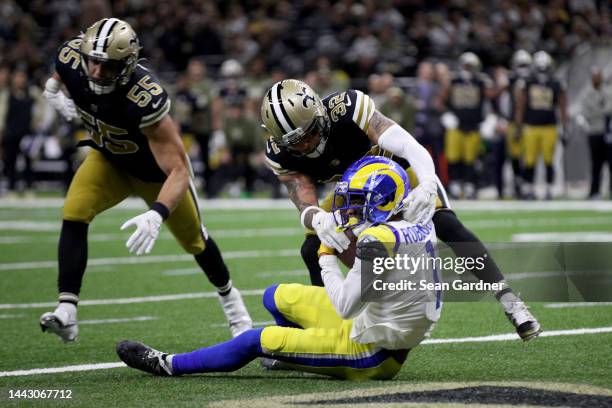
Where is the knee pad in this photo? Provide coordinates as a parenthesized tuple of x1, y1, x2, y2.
(262, 284, 280, 314)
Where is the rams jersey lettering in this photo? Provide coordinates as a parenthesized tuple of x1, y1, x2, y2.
(56, 37, 171, 182)
(265, 89, 409, 183)
(523, 75, 562, 126)
(448, 74, 491, 131)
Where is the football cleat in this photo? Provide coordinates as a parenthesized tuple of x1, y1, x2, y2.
(504, 301, 542, 341)
(259, 357, 295, 371)
(218, 288, 253, 338)
(116, 340, 173, 376)
(40, 309, 78, 342)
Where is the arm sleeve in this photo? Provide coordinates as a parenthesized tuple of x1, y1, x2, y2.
(319, 255, 365, 319)
(377, 124, 436, 183)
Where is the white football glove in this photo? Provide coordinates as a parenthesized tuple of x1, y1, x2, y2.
(43, 78, 78, 121)
(402, 179, 437, 224)
(312, 210, 350, 253)
(120, 210, 163, 255)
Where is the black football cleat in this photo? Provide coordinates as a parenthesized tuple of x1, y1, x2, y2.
(116, 340, 173, 376)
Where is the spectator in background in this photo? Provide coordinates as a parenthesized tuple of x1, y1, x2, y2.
(577, 67, 612, 199)
(217, 101, 260, 197)
(175, 58, 216, 196)
(1, 69, 36, 195)
(378, 86, 416, 135)
(413, 61, 445, 176)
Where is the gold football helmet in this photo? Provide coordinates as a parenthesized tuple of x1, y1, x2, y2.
(80, 18, 140, 94)
(260, 79, 330, 150)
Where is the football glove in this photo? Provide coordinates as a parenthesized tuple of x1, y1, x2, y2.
(312, 210, 350, 253)
(43, 78, 78, 121)
(121, 210, 163, 255)
(402, 179, 437, 224)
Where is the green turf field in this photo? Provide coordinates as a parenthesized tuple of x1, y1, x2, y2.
(1, 200, 611, 407)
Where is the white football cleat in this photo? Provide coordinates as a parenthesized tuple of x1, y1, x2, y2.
(40, 307, 78, 342)
(218, 288, 252, 337)
(504, 300, 542, 341)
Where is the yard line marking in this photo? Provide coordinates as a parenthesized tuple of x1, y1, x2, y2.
(255, 269, 306, 278)
(80, 316, 157, 325)
(512, 232, 612, 242)
(0, 363, 126, 377)
(544, 302, 612, 309)
(0, 249, 299, 272)
(0, 289, 266, 310)
(0, 227, 303, 245)
(0, 313, 24, 319)
(162, 268, 201, 276)
(2, 326, 612, 377)
(421, 327, 612, 344)
(0, 221, 59, 231)
(210, 320, 275, 328)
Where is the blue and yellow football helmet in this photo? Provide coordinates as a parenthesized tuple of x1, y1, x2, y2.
(332, 156, 410, 230)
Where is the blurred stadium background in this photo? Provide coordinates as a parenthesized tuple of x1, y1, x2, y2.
(0, 0, 611, 200)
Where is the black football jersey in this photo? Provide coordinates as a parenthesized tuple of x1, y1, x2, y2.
(522, 74, 562, 126)
(447, 73, 491, 131)
(264, 89, 409, 183)
(56, 37, 171, 182)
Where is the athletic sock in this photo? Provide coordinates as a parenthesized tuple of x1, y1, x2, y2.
(194, 237, 231, 289)
(172, 328, 263, 374)
(58, 220, 89, 295)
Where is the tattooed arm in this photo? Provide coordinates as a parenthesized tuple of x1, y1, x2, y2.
(278, 172, 319, 229)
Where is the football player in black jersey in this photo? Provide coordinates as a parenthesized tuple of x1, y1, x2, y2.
(515, 51, 568, 200)
(504, 50, 533, 197)
(262, 79, 541, 341)
(438, 52, 495, 199)
(40, 18, 252, 342)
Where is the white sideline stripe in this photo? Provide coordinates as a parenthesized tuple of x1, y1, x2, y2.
(80, 316, 157, 325)
(0, 289, 266, 310)
(3, 326, 612, 378)
(1, 197, 612, 211)
(545, 302, 612, 309)
(512, 232, 612, 242)
(421, 327, 612, 344)
(0, 249, 299, 272)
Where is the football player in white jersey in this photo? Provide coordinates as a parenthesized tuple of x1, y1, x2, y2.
(117, 156, 441, 380)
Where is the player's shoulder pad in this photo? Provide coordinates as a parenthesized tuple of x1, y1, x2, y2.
(324, 89, 376, 134)
(264, 137, 294, 176)
(128, 65, 171, 129)
(55, 37, 84, 73)
(356, 224, 397, 261)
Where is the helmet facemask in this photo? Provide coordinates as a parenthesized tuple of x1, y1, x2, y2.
(80, 18, 140, 95)
(261, 79, 331, 157)
(332, 170, 405, 231)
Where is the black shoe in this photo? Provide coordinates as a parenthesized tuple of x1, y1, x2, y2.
(116, 340, 173, 376)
